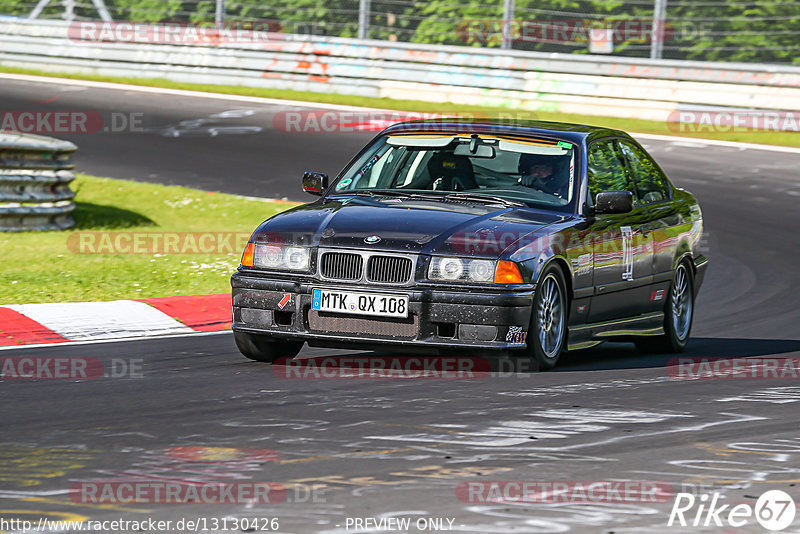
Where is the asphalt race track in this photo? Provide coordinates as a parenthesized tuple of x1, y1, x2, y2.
(3, 75, 800, 533)
(0, 76, 376, 198)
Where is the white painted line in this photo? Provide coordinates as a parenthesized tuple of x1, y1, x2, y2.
(7, 300, 193, 341)
(5, 72, 799, 154)
(0, 489, 73, 497)
(0, 72, 406, 113)
(666, 141, 709, 149)
(632, 132, 800, 155)
(0, 329, 230, 351)
(535, 412, 766, 452)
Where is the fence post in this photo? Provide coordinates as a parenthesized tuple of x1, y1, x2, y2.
(89, 0, 112, 21)
(358, 0, 370, 40)
(64, 0, 75, 23)
(216, 0, 226, 26)
(651, 0, 667, 59)
(501, 0, 515, 49)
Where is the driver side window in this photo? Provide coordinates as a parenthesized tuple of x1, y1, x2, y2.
(617, 140, 671, 205)
(587, 139, 634, 204)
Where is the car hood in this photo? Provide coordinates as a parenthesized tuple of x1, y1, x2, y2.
(252, 196, 566, 258)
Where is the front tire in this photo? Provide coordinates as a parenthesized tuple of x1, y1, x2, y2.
(522, 265, 569, 370)
(636, 261, 695, 354)
(234, 331, 304, 363)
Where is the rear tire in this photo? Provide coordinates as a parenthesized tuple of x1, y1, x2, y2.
(521, 264, 569, 370)
(234, 331, 304, 363)
(636, 261, 694, 354)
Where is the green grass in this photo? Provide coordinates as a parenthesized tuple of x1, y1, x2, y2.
(2, 65, 799, 148)
(0, 174, 296, 304)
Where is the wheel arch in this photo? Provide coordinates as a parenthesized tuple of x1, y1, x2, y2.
(536, 256, 573, 302)
(673, 243, 696, 275)
(675, 254, 696, 291)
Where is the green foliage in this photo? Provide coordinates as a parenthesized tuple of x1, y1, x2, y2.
(411, 0, 502, 46)
(667, 1, 800, 64)
(368, 0, 418, 41)
(222, 0, 359, 37)
(3, 0, 797, 63)
(0, 0, 27, 16)
(587, 140, 631, 201)
(114, 0, 183, 22)
(0, 173, 296, 304)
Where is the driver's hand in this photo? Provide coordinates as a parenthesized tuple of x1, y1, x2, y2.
(519, 175, 544, 188)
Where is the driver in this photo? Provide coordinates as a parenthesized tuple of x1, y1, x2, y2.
(517, 153, 569, 198)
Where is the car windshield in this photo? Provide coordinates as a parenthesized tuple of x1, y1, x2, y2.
(330, 134, 578, 211)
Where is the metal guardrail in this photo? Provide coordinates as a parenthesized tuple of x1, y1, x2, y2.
(1, 20, 800, 123)
(0, 131, 77, 231)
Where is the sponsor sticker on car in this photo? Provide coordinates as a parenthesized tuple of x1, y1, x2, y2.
(312, 289, 409, 318)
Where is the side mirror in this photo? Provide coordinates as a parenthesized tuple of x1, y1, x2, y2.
(302, 171, 328, 196)
(593, 191, 633, 214)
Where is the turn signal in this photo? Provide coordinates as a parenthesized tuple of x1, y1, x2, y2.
(241, 243, 255, 267)
(494, 260, 523, 284)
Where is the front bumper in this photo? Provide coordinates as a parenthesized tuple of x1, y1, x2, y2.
(231, 272, 535, 352)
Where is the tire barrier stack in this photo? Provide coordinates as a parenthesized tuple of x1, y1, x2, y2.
(0, 131, 78, 231)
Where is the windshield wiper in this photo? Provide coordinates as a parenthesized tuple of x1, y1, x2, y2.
(339, 189, 523, 207)
(343, 190, 445, 201)
(444, 192, 524, 207)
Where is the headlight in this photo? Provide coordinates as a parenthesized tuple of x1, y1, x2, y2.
(467, 259, 494, 282)
(257, 245, 284, 268)
(252, 244, 311, 271)
(438, 257, 464, 280)
(284, 247, 310, 270)
(429, 257, 495, 283)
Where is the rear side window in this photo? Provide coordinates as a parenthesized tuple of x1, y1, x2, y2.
(587, 139, 634, 204)
(618, 140, 671, 205)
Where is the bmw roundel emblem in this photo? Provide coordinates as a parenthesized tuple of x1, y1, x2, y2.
(364, 235, 381, 244)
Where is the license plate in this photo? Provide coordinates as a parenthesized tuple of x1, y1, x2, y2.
(311, 289, 408, 318)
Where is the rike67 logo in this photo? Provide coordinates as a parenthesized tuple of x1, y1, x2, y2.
(668, 490, 796, 530)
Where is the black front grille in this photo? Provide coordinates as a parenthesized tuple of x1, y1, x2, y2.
(308, 310, 418, 338)
(320, 252, 363, 280)
(367, 255, 413, 284)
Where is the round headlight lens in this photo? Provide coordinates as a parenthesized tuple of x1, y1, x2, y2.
(467, 259, 494, 282)
(256, 245, 283, 268)
(284, 247, 310, 270)
(438, 257, 464, 280)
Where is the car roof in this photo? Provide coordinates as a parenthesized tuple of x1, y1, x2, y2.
(382, 118, 630, 145)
